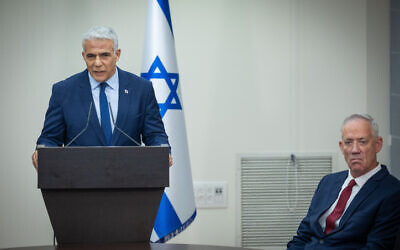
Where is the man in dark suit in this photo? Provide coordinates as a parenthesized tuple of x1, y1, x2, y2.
(287, 114, 400, 249)
(32, 26, 171, 169)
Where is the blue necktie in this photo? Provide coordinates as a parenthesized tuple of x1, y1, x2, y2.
(99, 82, 112, 145)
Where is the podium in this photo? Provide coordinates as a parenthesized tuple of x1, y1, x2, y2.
(37, 146, 169, 246)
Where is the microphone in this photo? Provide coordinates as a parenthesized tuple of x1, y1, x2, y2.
(108, 102, 141, 146)
(65, 102, 93, 147)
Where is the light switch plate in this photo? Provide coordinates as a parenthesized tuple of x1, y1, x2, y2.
(194, 181, 227, 208)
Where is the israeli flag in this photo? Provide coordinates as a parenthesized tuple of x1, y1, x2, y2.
(141, 0, 196, 243)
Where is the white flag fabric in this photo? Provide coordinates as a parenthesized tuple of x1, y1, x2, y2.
(141, 0, 196, 243)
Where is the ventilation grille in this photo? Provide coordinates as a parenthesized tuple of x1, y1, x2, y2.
(239, 155, 332, 248)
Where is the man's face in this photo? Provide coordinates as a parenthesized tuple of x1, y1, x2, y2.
(82, 39, 120, 83)
(339, 119, 383, 178)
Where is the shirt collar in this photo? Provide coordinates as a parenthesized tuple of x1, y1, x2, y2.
(88, 68, 119, 90)
(346, 163, 382, 188)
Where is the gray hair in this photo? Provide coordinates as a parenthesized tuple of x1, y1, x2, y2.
(82, 26, 119, 53)
(341, 113, 379, 138)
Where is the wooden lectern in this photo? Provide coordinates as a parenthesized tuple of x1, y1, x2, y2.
(37, 146, 169, 246)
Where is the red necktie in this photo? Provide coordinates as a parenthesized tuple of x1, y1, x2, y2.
(325, 179, 357, 234)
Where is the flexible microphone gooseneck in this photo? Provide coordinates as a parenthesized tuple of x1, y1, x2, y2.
(65, 102, 93, 147)
(108, 102, 141, 146)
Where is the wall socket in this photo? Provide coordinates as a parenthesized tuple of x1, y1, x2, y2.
(193, 181, 227, 208)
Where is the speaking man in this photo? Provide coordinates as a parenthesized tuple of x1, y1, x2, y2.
(32, 26, 172, 169)
(287, 114, 400, 249)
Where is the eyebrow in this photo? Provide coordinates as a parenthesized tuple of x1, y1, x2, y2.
(344, 137, 369, 141)
(86, 52, 112, 56)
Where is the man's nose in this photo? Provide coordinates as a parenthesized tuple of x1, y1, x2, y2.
(351, 142, 361, 153)
(94, 55, 102, 66)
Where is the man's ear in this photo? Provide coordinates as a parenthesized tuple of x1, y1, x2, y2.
(339, 140, 344, 154)
(115, 49, 121, 61)
(375, 136, 383, 153)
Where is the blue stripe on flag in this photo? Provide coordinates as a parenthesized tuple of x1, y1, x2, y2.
(156, 209, 197, 243)
(156, 0, 173, 34)
(154, 193, 181, 239)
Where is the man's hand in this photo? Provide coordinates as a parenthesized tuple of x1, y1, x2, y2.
(32, 150, 38, 171)
(169, 154, 173, 167)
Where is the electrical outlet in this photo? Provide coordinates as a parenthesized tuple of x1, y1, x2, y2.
(193, 181, 227, 208)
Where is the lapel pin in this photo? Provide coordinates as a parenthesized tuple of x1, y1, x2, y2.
(124, 89, 128, 94)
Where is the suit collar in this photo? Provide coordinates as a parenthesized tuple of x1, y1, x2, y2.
(352, 164, 382, 189)
(321, 172, 348, 215)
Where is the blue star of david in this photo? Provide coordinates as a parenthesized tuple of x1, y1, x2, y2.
(141, 56, 181, 118)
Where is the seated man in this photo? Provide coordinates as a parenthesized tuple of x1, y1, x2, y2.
(287, 114, 400, 249)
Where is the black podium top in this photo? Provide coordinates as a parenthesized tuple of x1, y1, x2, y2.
(38, 146, 169, 189)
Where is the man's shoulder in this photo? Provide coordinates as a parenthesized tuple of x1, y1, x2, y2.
(118, 68, 152, 87)
(53, 69, 88, 89)
(313, 171, 348, 190)
(379, 165, 400, 189)
(323, 169, 348, 180)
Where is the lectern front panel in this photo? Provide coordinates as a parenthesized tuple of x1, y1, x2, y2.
(42, 188, 163, 245)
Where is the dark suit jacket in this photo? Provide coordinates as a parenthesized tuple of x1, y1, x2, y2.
(287, 165, 400, 250)
(37, 68, 169, 147)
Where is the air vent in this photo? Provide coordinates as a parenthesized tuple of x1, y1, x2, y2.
(237, 154, 333, 249)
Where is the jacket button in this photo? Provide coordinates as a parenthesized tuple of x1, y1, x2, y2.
(319, 239, 324, 244)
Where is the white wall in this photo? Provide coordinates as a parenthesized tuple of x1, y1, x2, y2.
(0, 0, 389, 248)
